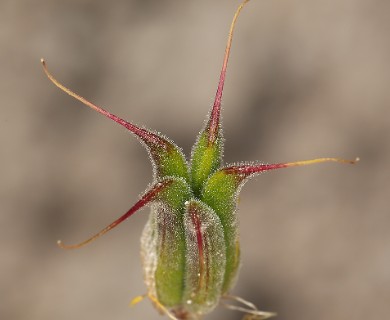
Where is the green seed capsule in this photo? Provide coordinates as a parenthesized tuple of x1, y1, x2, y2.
(42, 0, 357, 319)
(183, 200, 226, 314)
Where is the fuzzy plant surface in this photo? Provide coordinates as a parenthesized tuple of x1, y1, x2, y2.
(41, 1, 357, 319)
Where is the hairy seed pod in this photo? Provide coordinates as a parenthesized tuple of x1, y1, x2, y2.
(41, 1, 357, 319)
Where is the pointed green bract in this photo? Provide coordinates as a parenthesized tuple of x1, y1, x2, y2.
(190, 130, 223, 197)
(40, 59, 189, 184)
(145, 135, 189, 182)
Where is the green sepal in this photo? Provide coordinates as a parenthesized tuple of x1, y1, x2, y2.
(143, 132, 189, 183)
(200, 169, 244, 293)
(141, 177, 192, 307)
(190, 130, 223, 197)
(182, 199, 226, 315)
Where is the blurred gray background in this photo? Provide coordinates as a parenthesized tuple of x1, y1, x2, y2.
(1, 0, 389, 319)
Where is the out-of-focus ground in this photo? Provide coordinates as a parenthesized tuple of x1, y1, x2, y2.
(1, 0, 389, 319)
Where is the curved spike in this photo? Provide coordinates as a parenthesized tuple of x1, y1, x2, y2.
(223, 157, 360, 176)
(41, 59, 165, 147)
(208, 0, 251, 145)
(200, 156, 358, 293)
(190, 0, 251, 195)
(41, 59, 189, 181)
(57, 179, 174, 249)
